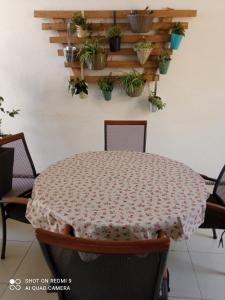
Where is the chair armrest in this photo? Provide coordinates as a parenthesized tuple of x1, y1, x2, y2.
(0, 197, 30, 205)
(207, 202, 225, 213)
(200, 174, 217, 182)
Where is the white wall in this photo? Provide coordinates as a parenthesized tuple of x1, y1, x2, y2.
(0, 0, 225, 176)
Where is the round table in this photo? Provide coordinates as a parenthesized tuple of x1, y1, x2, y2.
(26, 151, 208, 241)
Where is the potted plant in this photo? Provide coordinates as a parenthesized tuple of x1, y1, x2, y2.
(170, 22, 185, 50)
(128, 7, 154, 33)
(148, 93, 166, 112)
(158, 50, 171, 75)
(0, 96, 19, 196)
(68, 78, 88, 99)
(98, 73, 114, 101)
(107, 25, 122, 52)
(134, 41, 153, 65)
(64, 20, 79, 63)
(79, 40, 107, 70)
(120, 70, 146, 97)
(71, 14, 90, 38)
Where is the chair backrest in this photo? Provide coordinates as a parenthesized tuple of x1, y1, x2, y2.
(104, 120, 147, 152)
(0, 133, 37, 196)
(36, 228, 170, 300)
(213, 164, 225, 205)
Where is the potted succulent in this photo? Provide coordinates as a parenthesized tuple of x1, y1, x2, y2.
(128, 7, 154, 33)
(68, 78, 88, 99)
(120, 70, 146, 97)
(79, 40, 107, 70)
(134, 41, 153, 65)
(0, 96, 19, 196)
(171, 22, 185, 50)
(98, 73, 115, 101)
(158, 50, 171, 75)
(71, 14, 90, 38)
(107, 25, 122, 52)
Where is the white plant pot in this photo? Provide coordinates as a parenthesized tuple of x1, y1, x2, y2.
(76, 25, 89, 38)
(149, 102, 158, 113)
(136, 48, 152, 65)
(79, 92, 88, 99)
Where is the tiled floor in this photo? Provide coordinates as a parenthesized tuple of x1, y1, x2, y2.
(0, 220, 224, 300)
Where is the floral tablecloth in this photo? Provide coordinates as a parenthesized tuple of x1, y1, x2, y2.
(26, 151, 208, 241)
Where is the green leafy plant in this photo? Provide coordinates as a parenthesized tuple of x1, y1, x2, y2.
(68, 78, 88, 97)
(0, 96, 19, 136)
(133, 41, 153, 51)
(172, 22, 185, 36)
(71, 14, 89, 31)
(78, 40, 104, 64)
(148, 94, 166, 110)
(120, 70, 146, 95)
(98, 73, 114, 92)
(158, 50, 171, 62)
(107, 25, 122, 39)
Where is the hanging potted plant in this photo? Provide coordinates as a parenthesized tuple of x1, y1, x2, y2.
(0, 96, 19, 196)
(120, 70, 146, 97)
(128, 7, 154, 33)
(64, 20, 79, 63)
(68, 78, 88, 99)
(98, 73, 115, 101)
(158, 50, 171, 75)
(107, 25, 122, 52)
(79, 40, 107, 70)
(134, 41, 153, 65)
(148, 80, 166, 112)
(71, 14, 90, 38)
(170, 22, 185, 50)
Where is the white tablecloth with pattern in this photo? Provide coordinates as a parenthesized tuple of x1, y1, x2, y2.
(26, 151, 208, 241)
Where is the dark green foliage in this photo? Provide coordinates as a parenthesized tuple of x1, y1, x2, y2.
(172, 22, 185, 36)
(68, 78, 88, 96)
(158, 50, 171, 62)
(107, 25, 122, 39)
(98, 73, 114, 92)
(71, 14, 89, 31)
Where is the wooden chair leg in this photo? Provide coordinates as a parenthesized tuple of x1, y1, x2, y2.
(1, 205, 7, 259)
(212, 228, 217, 239)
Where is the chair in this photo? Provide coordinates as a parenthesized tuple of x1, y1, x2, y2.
(36, 226, 170, 300)
(104, 120, 147, 152)
(0, 133, 37, 259)
(200, 165, 225, 240)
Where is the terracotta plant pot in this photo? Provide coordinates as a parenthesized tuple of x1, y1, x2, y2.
(0, 147, 14, 197)
(109, 36, 121, 52)
(136, 48, 152, 65)
(93, 52, 107, 70)
(126, 85, 145, 97)
(128, 13, 153, 33)
(75, 25, 89, 38)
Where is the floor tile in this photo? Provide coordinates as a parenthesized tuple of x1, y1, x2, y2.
(13, 241, 51, 281)
(187, 229, 225, 254)
(167, 251, 201, 299)
(0, 219, 35, 242)
(0, 285, 7, 298)
(1, 287, 58, 300)
(191, 252, 225, 300)
(170, 239, 188, 252)
(0, 241, 31, 284)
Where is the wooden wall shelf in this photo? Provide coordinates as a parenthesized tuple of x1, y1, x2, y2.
(34, 9, 197, 84)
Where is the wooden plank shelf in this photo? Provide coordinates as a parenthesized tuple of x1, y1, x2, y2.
(34, 10, 197, 19)
(34, 8, 197, 84)
(42, 21, 189, 31)
(58, 48, 172, 57)
(65, 60, 158, 69)
(50, 34, 170, 44)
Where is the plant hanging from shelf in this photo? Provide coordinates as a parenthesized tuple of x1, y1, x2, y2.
(71, 14, 90, 38)
(107, 25, 122, 52)
(158, 50, 171, 75)
(134, 40, 153, 65)
(68, 78, 88, 99)
(128, 6, 154, 33)
(148, 81, 166, 112)
(98, 73, 115, 101)
(64, 20, 79, 63)
(0, 96, 19, 137)
(78, 40, 107, 70)
(171, 22, 186, 50)
(120, 69, 146, 97)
